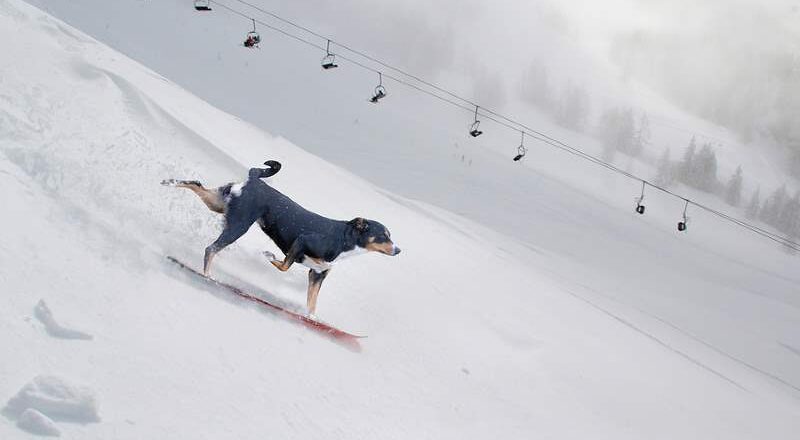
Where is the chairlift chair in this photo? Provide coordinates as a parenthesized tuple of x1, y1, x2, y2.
(194, 0, 212, 11)
(370, 73, 387, 103)
(321, 40, 338, 69)
(513, 146, 527, 161)
(244, 32, 261, 48)
(370, 85, 387, 103)
(677, 200, 689, 231)
(322, 54, 338, 69)
(635, 181, 646, 214)
(469, 121, 483, 137)
(469, 106, 483, 137)
(244, 19, 260, 48)
(513, 132, 527, 161)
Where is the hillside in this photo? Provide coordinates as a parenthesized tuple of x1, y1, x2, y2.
(1, 1, 799, 439)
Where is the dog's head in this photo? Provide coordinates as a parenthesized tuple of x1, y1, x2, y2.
(348, 217, 401, 256)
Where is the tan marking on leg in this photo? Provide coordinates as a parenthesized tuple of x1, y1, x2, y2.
(307, 276, 322, 315)
(177, 182, 226, 213)
(306, 269, 330, 316)
(270, 259, 291, 272)
(203, 250, 216, 276)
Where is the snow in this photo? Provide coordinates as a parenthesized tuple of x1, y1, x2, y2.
(34, 300, 93, 340)
(0, 0, 798, 439)
(16, 409, 60, 437)
(4, 376, 100, 424)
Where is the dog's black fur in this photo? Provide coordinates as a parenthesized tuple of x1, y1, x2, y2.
(163, 160, 400, 315)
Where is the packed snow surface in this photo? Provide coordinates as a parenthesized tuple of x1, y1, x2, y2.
(1, 0, 799, 439)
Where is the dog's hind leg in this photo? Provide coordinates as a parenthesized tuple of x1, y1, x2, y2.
(204, 206, 259, 276)
(161, 179, 226, 214)
(306, 269, 330, 316)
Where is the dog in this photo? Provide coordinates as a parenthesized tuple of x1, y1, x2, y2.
(162, 160, 400, 316)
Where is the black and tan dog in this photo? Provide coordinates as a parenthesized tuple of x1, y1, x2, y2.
(162, 161, 400, 316)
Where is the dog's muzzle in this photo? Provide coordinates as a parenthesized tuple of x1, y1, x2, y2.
(391, 245, 401, 256)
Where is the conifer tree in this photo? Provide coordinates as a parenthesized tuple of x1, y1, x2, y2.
(654, 148, 674, 187)
(724, 166, 743, 207)
(745, 187, 760, 220)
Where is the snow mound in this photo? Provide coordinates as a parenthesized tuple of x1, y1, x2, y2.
(17, 408, 61, 437)
(5, 376, 100, 423)
(34, 300, 93, 340)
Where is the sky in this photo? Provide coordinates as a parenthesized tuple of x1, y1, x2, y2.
(25, 0, 800, 190)
(268, 0, 800, 144)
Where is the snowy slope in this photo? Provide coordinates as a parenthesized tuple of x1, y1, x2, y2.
(29, 0, 800, 404)
(1, 1, 799, 439)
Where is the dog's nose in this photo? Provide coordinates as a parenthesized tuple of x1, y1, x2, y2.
(392, 246, 401, 256)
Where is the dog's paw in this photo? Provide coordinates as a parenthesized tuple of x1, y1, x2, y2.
(160, 179, 177, 186)
(262, 251, 278, 262)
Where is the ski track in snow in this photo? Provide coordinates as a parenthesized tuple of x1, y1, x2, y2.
(780, 342, 800, 359)
(574, 282, 800, 394)
(34, 300, 93, 340)
(562, 287, 747, 392)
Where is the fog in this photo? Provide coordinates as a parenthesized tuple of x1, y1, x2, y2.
(28, 0, 800, 187)
(281, 0, 800, 158)
(602, 0, 800, 144)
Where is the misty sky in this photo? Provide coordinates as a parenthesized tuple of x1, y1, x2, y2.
(28, 0, 800, 175)
(281, 0, 800, 142)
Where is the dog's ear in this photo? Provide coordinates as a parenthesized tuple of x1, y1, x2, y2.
(348, 217, 369, 232)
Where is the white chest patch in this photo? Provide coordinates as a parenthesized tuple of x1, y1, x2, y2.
(300, 247, 368, 273)
(300, 257, 332, 273)
(335, 247, 368, 261)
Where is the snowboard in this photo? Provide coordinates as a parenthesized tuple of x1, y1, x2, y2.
(167, 256, 365, 350)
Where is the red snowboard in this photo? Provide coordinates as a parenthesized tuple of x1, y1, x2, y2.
(167, 256, 364, 351)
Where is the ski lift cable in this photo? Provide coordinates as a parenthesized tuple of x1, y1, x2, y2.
(639, 179, 791, 244)
(212, 2, 747, 193)
(209, 1, 785, 211)
(203, 0, 800, 253)
(224, 0, 478, 109)
(211, 0, 800, 252)
(208, 3, 623, 154)
(208, 2, 474, 111)
(646, 185, 800, 250)
(209, 1, 326, 50)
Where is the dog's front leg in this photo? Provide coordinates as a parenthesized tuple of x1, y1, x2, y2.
(306, 269, 330, 317)
(263, 237, 307, 272)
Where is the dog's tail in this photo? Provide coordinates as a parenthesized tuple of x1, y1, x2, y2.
(249, 160, 282, 180)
